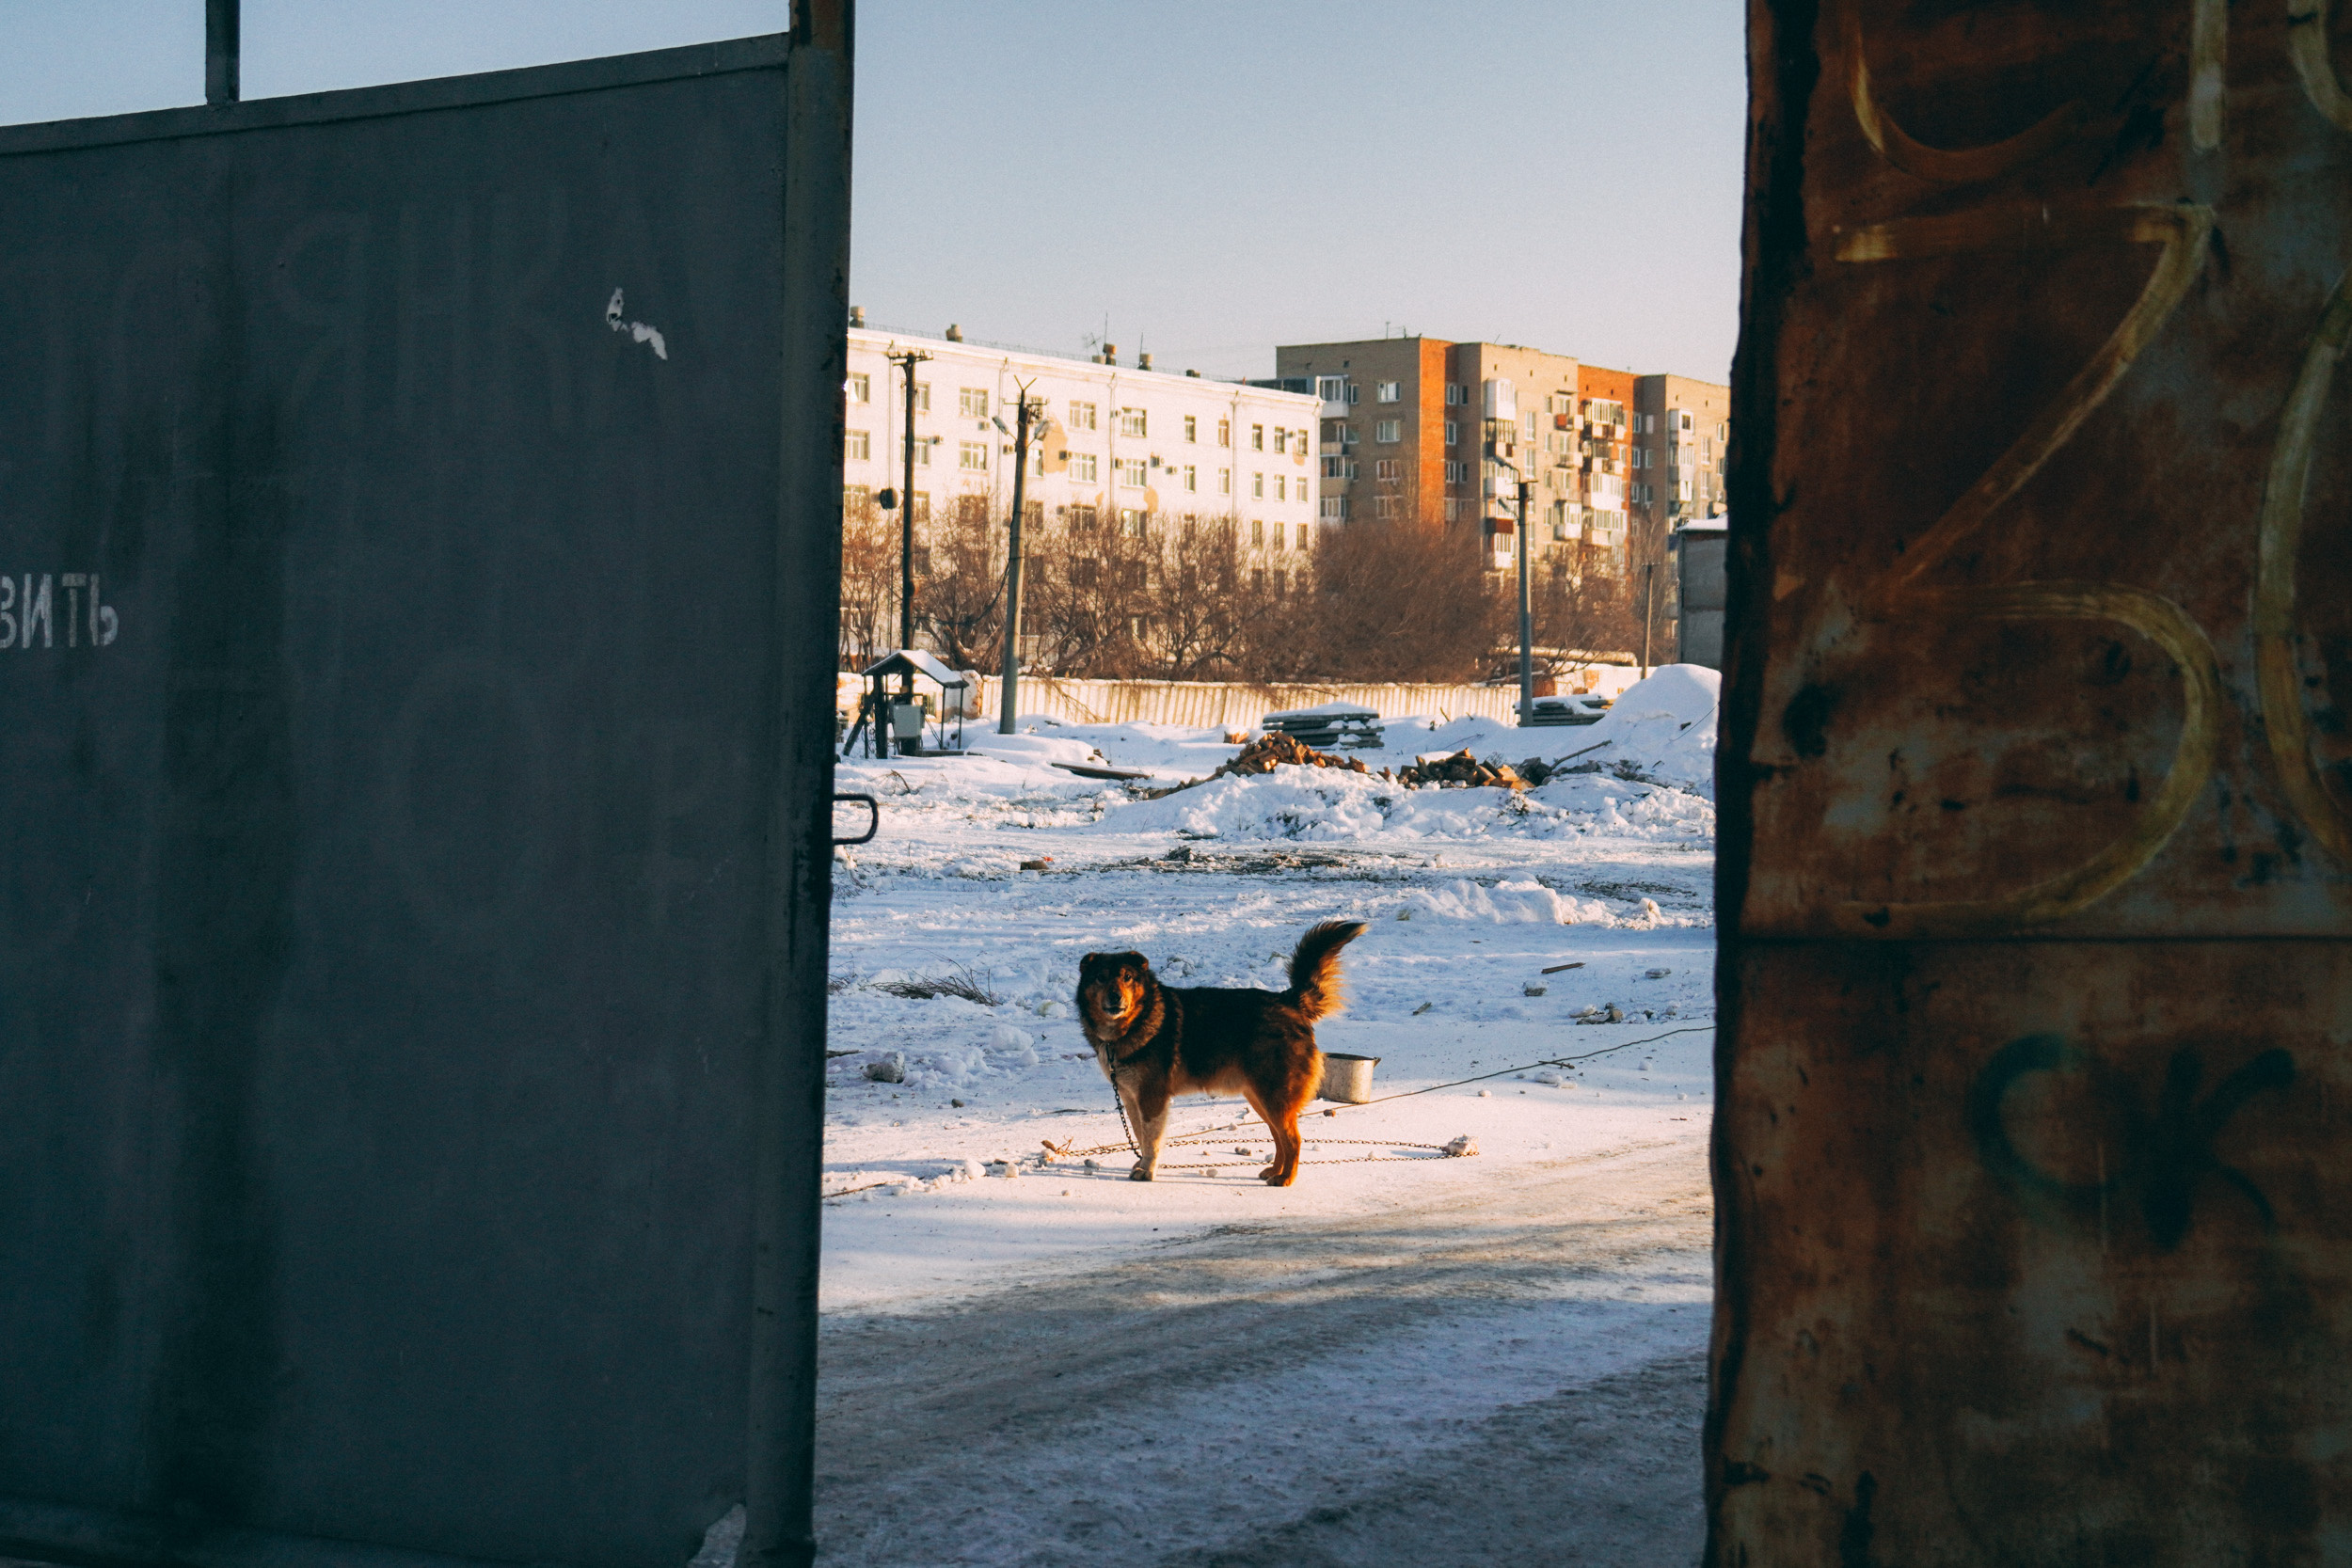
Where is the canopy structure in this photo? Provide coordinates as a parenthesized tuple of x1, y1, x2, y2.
(847, 650, 969, 757)
(860, 648, 971, 692)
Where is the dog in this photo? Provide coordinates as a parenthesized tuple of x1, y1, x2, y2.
(1076, 920, 1367, 1186)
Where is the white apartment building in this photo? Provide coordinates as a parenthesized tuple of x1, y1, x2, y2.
(842, 325, 1322, 569)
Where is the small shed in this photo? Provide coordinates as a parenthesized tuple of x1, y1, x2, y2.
(847, 649, 973, 757)
(1670, 517, 1727, 670)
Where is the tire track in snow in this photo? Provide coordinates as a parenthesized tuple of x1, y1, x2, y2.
(815, 1135, 1710, 1565)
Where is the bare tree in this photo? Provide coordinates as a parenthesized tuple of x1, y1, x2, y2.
(1274, 506, 1503, 682)
(914, 495, 1005, 671)
(838, 491, 897, 667)
(1529, 541, 1642, 669)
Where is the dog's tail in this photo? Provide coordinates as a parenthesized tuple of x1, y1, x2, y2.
(1286, 919, 1367, 1022)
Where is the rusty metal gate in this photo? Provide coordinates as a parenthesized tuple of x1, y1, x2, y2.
(0, 11, 849, 1568)
(1717, 3, 2352, 1560)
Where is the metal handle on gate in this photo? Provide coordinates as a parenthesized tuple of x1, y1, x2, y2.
(831, 792, 880, 846)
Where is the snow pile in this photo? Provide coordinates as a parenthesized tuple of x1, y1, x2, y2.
(1543, 665, 1718, 797)
(1094, 762, 1711, 846)
(961, 732, 1108, 769)
(1406, 878, 1614, 925)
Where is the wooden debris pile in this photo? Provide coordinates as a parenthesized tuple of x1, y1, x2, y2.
(1138, 731, 1371, 798)
(1396, 750, 1528, 790)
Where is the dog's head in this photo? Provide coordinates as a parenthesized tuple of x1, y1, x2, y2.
(1076, 950, 1153, 1032)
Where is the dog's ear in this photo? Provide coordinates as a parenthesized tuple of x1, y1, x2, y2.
(1078, 952, 1107, 979)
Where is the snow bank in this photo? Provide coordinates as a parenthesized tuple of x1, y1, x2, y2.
(1406, 878, 1614, 925)
(1090, 762, 1712, 846)
(1539, 665, 1718, 798)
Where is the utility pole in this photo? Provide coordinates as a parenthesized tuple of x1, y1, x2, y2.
(886, 347, 931, 661)
(996, 381, 1041, 735)
(1641, 560, 1657, 677)
(1517, 479, 1534, 725)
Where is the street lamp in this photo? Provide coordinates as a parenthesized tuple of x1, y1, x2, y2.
(1490, 450, 1534, 726)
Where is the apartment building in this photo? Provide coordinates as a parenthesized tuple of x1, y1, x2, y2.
(1631, 372, 1730, 535)
(1574, 363, 1637, 559)
(1270, 337, 1633, 570)
(842, 323, 1321, 568)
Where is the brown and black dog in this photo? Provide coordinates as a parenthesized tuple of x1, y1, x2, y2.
(1076, 920, 1366, 1186)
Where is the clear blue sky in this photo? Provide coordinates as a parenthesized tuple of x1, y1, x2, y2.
(1, 2, 1743, 383)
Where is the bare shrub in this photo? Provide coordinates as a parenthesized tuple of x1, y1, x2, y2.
(873, 965, 1004, 1005)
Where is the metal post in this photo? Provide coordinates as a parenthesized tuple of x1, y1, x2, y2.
(998, 385, 1036, 735)
(887, 347, 929, 659)
(205, 0, 239, 106)
(750, 5, 853, 1566)
(1641, 561, 1656, 677)
(1517, 479, 1534, 724)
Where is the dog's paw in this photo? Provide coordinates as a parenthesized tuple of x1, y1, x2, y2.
(1257, 1164, 1280, 1182)
(1128, 1165, 1155, 1181)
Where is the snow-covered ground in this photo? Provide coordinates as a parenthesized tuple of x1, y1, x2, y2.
(816, 667, 1720, 1564)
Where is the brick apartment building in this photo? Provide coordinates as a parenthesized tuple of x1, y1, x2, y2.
(1269, 336, 1658, 573)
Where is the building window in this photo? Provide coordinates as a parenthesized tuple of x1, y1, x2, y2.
(1217, 418, 1231, 446)
(1219, 467, 1232, 494)
(1120, 406, 1147, 437)
(1184, 414, 1198, 442)
(1273, 426, 1289, 453)
(1068, 452, 1098, 482)
(1270, 522, 1285, 550)
(1120, 509, 1147, 536)
(1320, 496, 1347, 520)
(1069, 400, 1097, 430)
(914, 382, 930, 411)
(1118, 457, 1148, 488)
(910, 492, 930, 521)
(842, 483, 870, 510)
(1252, 567, 1267, 592)
(1065, 503, 1098, 531)
(1443, 497, 1462, 521)
(848, 372, 870, 404)
(960, 387, 988, 418)
(1445, 383, 1465, 405)
(847, 429, 870, 461)
(1375, 496, 1396, 518)
(1444, 420, 1459, 447)
(1273, 569, 1287, 594)
(1251, 424, 1265, 451)
(1184, 465, 1197, 491)
(1252, 472, 1264, 499)
(1251, 518, 1264, 545)
(1375, 420, 1401, 444)
(1375, 381, 1400, 403)
(1375, 458, 1401, 480)
(1322, 455, 1345, 478)
(1275, 474, 1288, 500)
(914, 440, 930, 467)
(1073, 559, 1099, 587)
(1317, 375, 1344, 403)
(960, 440, 988, 471)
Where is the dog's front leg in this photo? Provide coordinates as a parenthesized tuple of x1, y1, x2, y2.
(1123, 1075, 1171, 1180)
